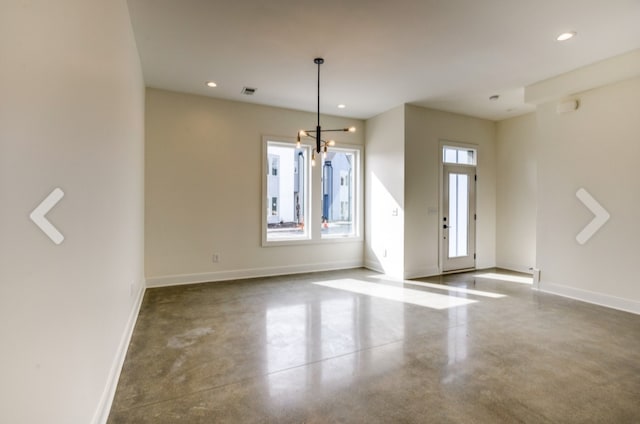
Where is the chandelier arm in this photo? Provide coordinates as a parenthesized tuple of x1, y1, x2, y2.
(300, 134, 332, 144)
(304, 128, 346, 134)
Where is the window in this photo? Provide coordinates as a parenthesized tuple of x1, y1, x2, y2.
(443, 146, 476, 165)
(263, 139, 360, 244)
(321, 148, 358, 238)
(265, 141, 309, 242)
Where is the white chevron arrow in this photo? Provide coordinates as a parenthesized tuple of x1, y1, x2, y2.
(576, 188, 609, 245)
(30, 188, 65, 245)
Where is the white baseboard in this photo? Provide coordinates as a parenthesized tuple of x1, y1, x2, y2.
(363, 259, 383, 274)
(540, 281, 640, 315)
(362, 259, 409, 279)
(92, 283, 146, 424)
(495, 262, 534, 274)
(404, 267, 441, 279)
(146, 260, 364, 288)
(475, 260, 497, 270)
(364, 261, 440, 280)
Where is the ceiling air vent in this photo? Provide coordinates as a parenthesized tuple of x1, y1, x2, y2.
(241, 87, 257, 95)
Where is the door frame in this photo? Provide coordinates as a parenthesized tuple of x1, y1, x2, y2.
(439, 141, 478, 273)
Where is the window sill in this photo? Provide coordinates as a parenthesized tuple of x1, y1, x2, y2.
(262, 235, 362, 247)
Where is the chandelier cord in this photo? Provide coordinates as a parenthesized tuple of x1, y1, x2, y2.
(315, 58, 322, 153)
(317, 59, 321, 130)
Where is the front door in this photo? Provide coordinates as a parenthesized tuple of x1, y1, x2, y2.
(442, 164, 476, 272)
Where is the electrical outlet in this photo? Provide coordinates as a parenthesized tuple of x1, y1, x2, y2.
(212, 254, 220, 263)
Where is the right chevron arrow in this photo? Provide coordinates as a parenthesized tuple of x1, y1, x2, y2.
(575, 188, 610, 245)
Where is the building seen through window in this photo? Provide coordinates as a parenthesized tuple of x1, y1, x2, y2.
(266, 143, 308, 241)
(265, 141, 358, 242)
(321, 149, 356, 237)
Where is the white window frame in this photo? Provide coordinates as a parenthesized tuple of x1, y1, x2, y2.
(442, 144, 477, 166)
(262, 137, 312, 246)
(320, 146, 362, 240)
(262, 137, 362, 246)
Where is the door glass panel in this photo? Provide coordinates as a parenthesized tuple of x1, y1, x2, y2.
(448, 173, 468, 258)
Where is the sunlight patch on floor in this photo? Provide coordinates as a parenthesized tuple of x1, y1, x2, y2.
(402, 280, 506, 298)
(314, 279, 476, 310)
(474, 272, 533, 285)
(367, 274, 506, 298)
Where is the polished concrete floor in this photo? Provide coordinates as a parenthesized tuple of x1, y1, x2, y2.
(108, 268, 640, 423)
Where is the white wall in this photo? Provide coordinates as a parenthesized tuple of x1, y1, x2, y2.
(534, 76, 640, 313)
(404, 105, 496, 277)
(364, 104, 496, 279)
(145, 89, 364, 285)
(364, 106, 405, 277)
(0, 1, 145, 423)
(495, 113, 537, 272)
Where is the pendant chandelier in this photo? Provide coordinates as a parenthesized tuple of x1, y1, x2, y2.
(296, 57, 355, 166)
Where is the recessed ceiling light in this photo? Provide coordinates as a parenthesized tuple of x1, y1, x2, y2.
(556, 31, 576, 41)
(337, 104, 346, 109)
(489, 95, 500, 101)
(206, 81, 217, 88)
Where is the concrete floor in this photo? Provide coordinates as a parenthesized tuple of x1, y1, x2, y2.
(108, 268, 640, 423)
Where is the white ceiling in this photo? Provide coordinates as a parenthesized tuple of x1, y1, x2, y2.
(126, 0, 640, 121)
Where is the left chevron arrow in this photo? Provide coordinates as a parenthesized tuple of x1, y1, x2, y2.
(30, 188, 65, 245)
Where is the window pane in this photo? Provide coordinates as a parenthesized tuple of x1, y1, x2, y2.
(322, 150, 356, 237)
(443, 147, 476, 165)
(266, 143, 308, 241)
(455, 149, 474, 165)
(444, 148, 458, 164)
(448, 173, 468, 258)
